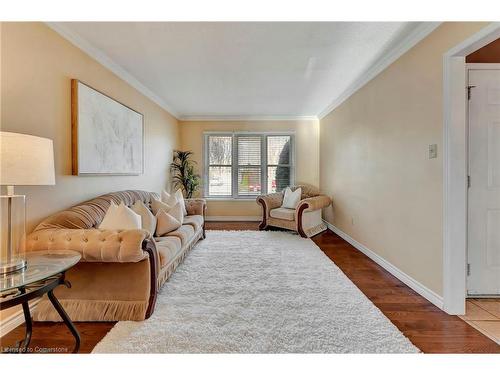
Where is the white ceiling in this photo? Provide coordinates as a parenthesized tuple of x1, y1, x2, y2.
(49, 22, 437, 119)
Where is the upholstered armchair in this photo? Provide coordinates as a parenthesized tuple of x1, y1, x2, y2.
(256, 185, 332, 238)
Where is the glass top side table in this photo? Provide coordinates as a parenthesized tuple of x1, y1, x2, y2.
(1, 250, 82, 353)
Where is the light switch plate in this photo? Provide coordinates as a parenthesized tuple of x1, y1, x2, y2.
(429, 144, 437, 159)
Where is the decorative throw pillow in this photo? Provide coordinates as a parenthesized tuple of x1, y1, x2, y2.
(155, 202, 183, 236)
(151, 198, 172, 215)
(161, 190, 178, 206)
(162, 189, 187, 216)
(131, 200, 156, 235)
(99, 202, 142, 230)
(174, 189, 188, 216)
(281, 187, 302, 209)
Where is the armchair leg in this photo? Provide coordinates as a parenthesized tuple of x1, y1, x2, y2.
(258, 221, 267, 231)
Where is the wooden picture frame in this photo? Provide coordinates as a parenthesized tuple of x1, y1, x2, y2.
(71, 79, 144, 176)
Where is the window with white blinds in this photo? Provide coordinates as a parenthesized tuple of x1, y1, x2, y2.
(206, 135, 232, 196)
(267, 135, 291, 194)
(204, 133, 294, 198)
(237, 136, 261, 196)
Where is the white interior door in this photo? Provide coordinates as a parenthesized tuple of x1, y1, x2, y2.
(468, 68, 500, 296)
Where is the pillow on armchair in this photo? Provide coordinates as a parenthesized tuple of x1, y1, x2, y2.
(281, 187, 302, 209)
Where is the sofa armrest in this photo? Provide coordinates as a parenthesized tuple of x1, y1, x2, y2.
(297, 195, 332, 213)
(256, 193, 283, 217)
(185, 198, 206, 217)
(26, 228, 151, 263)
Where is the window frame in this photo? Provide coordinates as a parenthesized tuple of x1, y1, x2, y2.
(203, 131, 295, 199)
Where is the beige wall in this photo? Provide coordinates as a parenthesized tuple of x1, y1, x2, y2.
(1, 22, 179, 232)
(179, 120, 320, 217)
(320, 22, 489, 296)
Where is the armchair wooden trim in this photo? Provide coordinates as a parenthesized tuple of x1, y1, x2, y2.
(296, 203, 309, 237)
(257, 197, 268, 230)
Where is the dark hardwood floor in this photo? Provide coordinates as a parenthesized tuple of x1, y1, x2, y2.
(1, 222, 498, 354)
(312, 230, 499, 353)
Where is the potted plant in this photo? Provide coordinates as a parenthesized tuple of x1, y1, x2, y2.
(170, 150, 200, 198)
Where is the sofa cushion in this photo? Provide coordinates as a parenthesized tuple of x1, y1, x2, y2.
(155, 236, 182, 267)
(151, 198, 173, 215)
(183, 215, 204, 232)
(162, 189, 187, 217)
(161, 190, 178, 206)
(99, 202, 142, 230)
(270, 207, 295, 221)
(166, 224, 195, 246)
(131, 200, 156, 235)
(155, 202, 183, 236)
(174, 189, 188, 217)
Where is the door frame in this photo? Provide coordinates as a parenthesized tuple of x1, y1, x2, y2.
(443, 23, 500, 314)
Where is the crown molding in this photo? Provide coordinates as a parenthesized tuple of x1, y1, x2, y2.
(179, 115, 319, 122)
(45, 22, 179, 119)
(318, 22, 442, 119)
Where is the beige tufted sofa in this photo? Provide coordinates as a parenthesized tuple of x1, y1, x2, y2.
(256, 185, 331, 238)
(25, 190, 206, 322)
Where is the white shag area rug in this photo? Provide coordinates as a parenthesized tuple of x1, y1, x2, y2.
(93, 231, 419, 353)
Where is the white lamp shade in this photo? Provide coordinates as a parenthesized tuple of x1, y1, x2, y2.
(0, 131, 55, 186)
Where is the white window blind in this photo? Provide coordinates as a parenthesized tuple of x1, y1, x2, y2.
(204, 133, 294, 198)
(207, 135, 232, 196)
(267, 135, 291, 193)
(237, 136, 262, 195)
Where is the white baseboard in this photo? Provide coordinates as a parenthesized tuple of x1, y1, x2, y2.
(323, 220, 444, 310)
(0, 299, 40, 337)
(206, 216, 261, 222)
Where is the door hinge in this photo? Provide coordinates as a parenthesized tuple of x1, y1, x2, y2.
(467, 85, 476, 100)
(467, 175, 471, 188)
(467, 263, 471, 276)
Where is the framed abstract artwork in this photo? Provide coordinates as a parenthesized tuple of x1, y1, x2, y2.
(71, 79, 144, 175)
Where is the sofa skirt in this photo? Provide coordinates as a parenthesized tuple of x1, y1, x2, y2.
(32, 299, 149, 322)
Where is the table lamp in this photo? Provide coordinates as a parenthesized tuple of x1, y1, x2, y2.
(0, 131, 55, 274)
